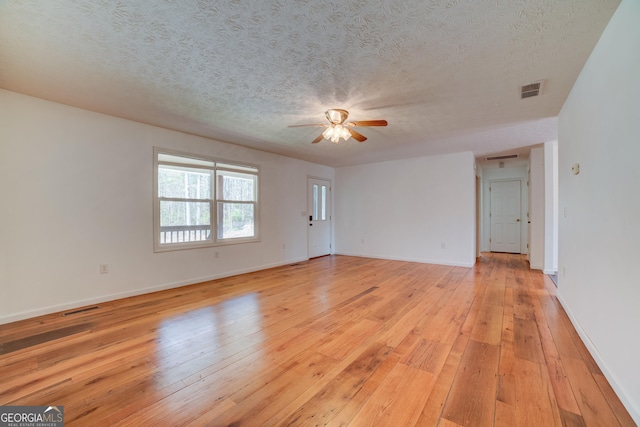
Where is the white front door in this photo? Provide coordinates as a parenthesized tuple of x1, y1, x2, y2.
(490, 180, 521, 253)
(308, 178, 331, 258)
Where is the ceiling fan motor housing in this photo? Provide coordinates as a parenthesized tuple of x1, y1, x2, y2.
(326, 109, 349, 124)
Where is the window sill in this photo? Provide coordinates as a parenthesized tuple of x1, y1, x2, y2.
(153, 237, 260, 253)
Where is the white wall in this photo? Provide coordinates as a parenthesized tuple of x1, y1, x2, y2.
(475, 165, 483, 258)
(528, 147, 545, 269)
(0, 89, 334, 324)
(558, 0, 640, 422)
(544, 140, 558, 274)
(480, 161, 529, 253)
(334, 152, 476, 267)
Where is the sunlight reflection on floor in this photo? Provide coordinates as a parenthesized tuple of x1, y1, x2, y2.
(155, 293, 265, 392)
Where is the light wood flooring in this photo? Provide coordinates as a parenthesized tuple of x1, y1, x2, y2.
(0, 253, 635, 426)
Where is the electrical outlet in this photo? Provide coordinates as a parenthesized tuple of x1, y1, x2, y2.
(441, 242, 446, 249)
(361, 238, 365, 244)
(214, 251, 219, 259)
(100, 264, 109, 274)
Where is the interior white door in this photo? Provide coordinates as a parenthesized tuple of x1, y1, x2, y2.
(308, 178, 331, 258)
(490, 180, 521, 253)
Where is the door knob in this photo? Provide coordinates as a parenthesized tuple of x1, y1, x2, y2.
(516, 218, 521, 222)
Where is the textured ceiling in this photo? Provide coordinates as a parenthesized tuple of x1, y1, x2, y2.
(0, 0, 620, 167)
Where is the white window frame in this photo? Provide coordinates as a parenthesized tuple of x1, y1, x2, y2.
(154, 147, 260, 252)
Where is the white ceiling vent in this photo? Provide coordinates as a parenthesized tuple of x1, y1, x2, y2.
(521, 81, 543, 99)
(486, 154, 518, 161)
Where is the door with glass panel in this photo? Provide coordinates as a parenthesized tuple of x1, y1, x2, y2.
(308, 178, 331, 258)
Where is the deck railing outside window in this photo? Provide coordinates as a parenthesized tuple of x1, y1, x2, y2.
(159, 225, 212, 244)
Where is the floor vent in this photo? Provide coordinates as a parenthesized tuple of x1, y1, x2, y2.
(0, 323, 93, 355)
(521, 81, 543, 99)
(62, 305, 100, 316)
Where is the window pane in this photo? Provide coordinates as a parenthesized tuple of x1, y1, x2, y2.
(313, 184, 318, 221)
(216, 162, 259, 173)
(321, 185, 327, 221)
(217, 172, 256, 201)
(158, 153, 214, 168)
(159, 201, 211, 243)
(159, 166, 211, 199)
(217, 202, 254, 239)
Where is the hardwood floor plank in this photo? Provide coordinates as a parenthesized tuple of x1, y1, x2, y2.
(414, 334, 469, 426)
(544, 355, 582, 416)
(438, 420, 466, 427)
(347, 363, 434, 426)
(531, 293, 583, 416)
(324, 352, 401, 426)
(562, 357, 623, 427)
(441, 340, 501, 427)
(0, 254, 634, 426)
(496, 304, 516, 422)
(420, 283, 475, 345)
(495, 400, 516, 427)
(470, 303, 503, 346)
(316, 318, 382, 361)
(199, 351, 335, 427)
(559, 408, 588, 427)
(592, 373, 638, 427)
(400, 338, 450, 374)
(513, 356, 563, 427)
(278, 343, 394, 426)
(538, 294, 584, 360)
(513, 317, 546, 364)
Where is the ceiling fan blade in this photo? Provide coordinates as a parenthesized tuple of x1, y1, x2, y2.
(347, 120, 388, 127)
(311, 134, 324, 144)
(348, 128, 367, 142)
(288, 124, 326, 128)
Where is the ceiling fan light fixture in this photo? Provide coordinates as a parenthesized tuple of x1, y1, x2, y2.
(337, 124, 351, 141)
(322, 126, 333, 139)
(322, 124, 351, 143)
(289, 108, 386, 144)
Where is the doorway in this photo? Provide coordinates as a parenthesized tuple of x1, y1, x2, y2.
(490, 180, 522, 253)
(307, 177, 331, 258)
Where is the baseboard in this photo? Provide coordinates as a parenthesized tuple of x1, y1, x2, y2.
(0, 257, 309, 325)
(556, 290, 640, 424)
(335, 251, 475, 268)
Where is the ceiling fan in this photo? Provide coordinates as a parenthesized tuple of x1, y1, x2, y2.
(288, 109, 388, 144)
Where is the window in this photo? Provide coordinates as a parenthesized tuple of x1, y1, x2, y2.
(216, 166, 257, 239)
(310, 182, 328, 221)
(154, 149, 259, 251)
